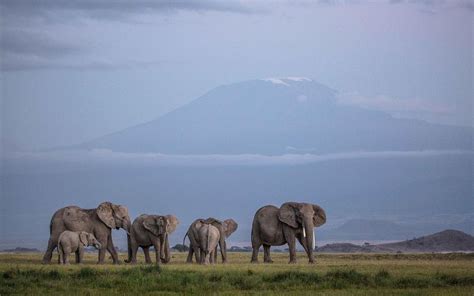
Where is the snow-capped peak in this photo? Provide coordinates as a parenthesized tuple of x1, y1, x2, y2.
(261, 78, 290, 86)
(285, 77, 312, 82)
(261, 76, 312, 86)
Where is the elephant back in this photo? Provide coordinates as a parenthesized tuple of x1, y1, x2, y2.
(62, 206, 93, 232)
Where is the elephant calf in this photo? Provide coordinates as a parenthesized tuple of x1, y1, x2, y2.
(57, 231, 101, 264)
(198, 224, 220, 265)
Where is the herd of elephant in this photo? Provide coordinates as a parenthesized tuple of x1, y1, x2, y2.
(42, 201, 326, 265)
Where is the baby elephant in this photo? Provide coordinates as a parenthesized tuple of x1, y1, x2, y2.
(57, 231, 101, 264)
(198, 224, 220, 265)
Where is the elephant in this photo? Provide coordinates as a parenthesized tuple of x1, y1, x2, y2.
(126, 214, 179, 265)
(184, 217, 238, 264)
(42, 201, 131, 264)
(251, 202, 326, 264)
(57, 231, 101, 264)
(197, 223, 220, 265)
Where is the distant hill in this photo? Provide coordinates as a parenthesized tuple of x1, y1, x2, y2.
(377, 229, 474, 253)
(72, 78, 472, 154)
(0, 247, 40, 253)
(316, 229, 474, 253)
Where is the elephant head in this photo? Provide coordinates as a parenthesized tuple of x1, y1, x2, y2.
(79, 231, 101, 249)
(97, 202, 131, 234)
(278, 202, 326, 252)
(222, 219, 238, 238)
(142, 215, 168, 237)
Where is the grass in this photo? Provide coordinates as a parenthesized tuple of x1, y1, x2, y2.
(0, 252, 473, 295)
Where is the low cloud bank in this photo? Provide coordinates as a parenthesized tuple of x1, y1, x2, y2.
(4, 149, 473, 167)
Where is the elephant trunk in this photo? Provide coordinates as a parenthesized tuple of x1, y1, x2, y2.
(303, 217, 315, 261)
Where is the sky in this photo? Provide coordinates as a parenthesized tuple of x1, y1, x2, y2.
(1, 0, 473, 151)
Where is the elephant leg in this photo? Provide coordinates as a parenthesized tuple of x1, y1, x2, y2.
(63, 250, 70, 265)
(186, 243, 194, 263)
(200, 249, 206, 264)
(75, 250, 80, 263)
(287, 239, 297, 264)
(106, 235, 120, 264)
(213, 246, 218, 264)
(219, 238, 227, 264)
(251, 241, 261, 263)
(98, 243, 107, 264)
(263, 245, 273, 263)
(152, 240, 161, 265)
(42, 237, 57, 264)
(210, 249, 215, 264)
(194, 246, 201, 263)
(78, 248, 84, 264)
(283, 227, 297, 264)
(143, 246, 152, 264)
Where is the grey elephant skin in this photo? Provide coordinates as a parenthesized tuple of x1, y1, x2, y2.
(57, 231, 101, 264)
(197, 223, 220, 264)
(184, 218, 238, 264)
(42, 201, 131, 264)
(251, 202, 326, 264)
(126, 214, 179, 265)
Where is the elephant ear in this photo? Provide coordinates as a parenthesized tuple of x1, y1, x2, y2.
(114, 204, 130, 219)
(223, 219, 238, 238)
(312, 204, 326, 227)
(97, 202, 116, 229)
(143, 216, 163, 236)
(278, 202, 300, 228)
(79, 232, 89, 246)
(165, 215, 179, 234)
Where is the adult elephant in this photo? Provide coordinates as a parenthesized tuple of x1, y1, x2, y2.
(125, 214, 179, 264)
(251, 202, 326, 264)
(184, 217, 238, 264)
(42, 201, 131, 264)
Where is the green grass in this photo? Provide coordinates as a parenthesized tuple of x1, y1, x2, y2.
(0, 252, 473, 295)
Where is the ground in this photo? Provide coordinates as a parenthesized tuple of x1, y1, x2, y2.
(1, 252, 473, 295)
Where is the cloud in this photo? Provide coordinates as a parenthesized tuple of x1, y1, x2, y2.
(0, 29, 86, 71)
(0, 1, 262, 72)
(5, 149, 472, 168)
(0, 0, 260, 21)
(389, 0, 474, 12)
(336, 92, 454, 115)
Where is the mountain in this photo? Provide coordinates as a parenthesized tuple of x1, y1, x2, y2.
(316, 229, 474, 253)
(74, 78, 472, 154)
(377, 229, 474, 253)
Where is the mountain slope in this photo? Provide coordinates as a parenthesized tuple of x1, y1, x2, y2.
(316, 229, 474, 253)
(377, 229, 474, 252)
(75, 78, 472, 154)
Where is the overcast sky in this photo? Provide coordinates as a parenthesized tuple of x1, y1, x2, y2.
(1, 0, 472, 151)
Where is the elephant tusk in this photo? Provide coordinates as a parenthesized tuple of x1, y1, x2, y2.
(313, 229, 316, 250)
(302, 226, 306, 238)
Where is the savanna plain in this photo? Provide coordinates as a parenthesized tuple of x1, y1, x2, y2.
(1, 252, 473, 295)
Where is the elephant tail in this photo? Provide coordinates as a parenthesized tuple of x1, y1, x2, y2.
(182, 232, 188, 247)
